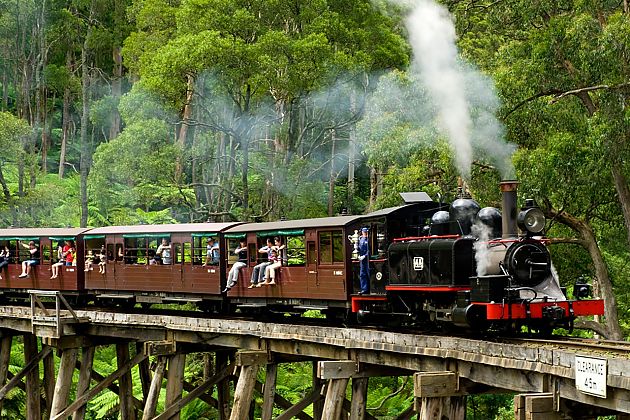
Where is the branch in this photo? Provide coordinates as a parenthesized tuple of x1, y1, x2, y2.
(573, 320, 610, 338)
(546, 237, 587, 247)
(549, 82, 630, 104)
(504, 89, 562, 118)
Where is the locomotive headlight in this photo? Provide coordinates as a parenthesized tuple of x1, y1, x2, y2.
(517, 208, 545, 234)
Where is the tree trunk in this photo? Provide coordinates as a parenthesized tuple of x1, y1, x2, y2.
(0, 165, 17, 225)
(1, 67, 7, 110)
(328, 129, 336, 217)
(59, 50, 73, 178)
(545, 203, 622, 339)
(611, 163, 630, 249)
(347, 94, 356, 213)
(109, 46, 122, 140)
(176, 74, 195, 181)
(80, 27, 92, 228)
(241, 135, 250, 219)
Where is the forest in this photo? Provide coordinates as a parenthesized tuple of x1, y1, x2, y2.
(0, 0, 629, 418)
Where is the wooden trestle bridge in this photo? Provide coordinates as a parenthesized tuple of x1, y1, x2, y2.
(0, 292, 628, 419)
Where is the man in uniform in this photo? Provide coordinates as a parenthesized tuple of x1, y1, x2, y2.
(358, 227, 370, 294)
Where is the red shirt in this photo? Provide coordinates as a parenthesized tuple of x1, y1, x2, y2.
(63, 245, 74, 264)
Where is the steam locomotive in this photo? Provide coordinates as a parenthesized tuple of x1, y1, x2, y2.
(0, 181, 604, 334)
(355, 181, 604, 333)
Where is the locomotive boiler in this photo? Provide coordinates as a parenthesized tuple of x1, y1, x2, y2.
(364, 181, 604, 333)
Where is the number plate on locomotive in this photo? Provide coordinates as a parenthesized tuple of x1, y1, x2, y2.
(575, 355, 607, 398)
(413, 257, 424, 271)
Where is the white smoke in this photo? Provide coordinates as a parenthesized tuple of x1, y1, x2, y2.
(471, 221, 493, 276)
(407, 1, 472, 178)
(368, 0, 516, 180)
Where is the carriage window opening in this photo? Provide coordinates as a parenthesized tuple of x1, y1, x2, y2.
(17, 240, 39, 262)
(319, 233, 332, 264)
(226, 239, 243, 264)
(115, 244, 123, 262)
(85, 238, 106, 263)
(184, 243, 192, 263)
(42, 244, 51, 264)
(8, 241, 16, 263)
(174, 244, 182, 264)
(287, 236, 305, 266)
(107, 244, 115, 261)
(307, 242, 316, 265)
(332, 231, 343, 263)
(318, 231, 343, 264)
(123, 238, 147, 264)
(192, 237, 206, 265)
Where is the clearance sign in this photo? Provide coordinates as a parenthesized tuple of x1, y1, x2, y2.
(575, 356, 607, 398)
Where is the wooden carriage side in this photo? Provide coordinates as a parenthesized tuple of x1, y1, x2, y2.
(0, 227, 89, 293)
(83, 223, 240, 303)
(223, 216, 366, 310)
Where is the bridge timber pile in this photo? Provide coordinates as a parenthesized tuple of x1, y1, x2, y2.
(0, 300, 628, 420)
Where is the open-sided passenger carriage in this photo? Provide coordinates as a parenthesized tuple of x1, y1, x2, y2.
(0, 228, 88, 299)
(83, 223, 240, 308)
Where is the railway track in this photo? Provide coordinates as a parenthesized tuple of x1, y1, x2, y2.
(496, 336, 630, 357)
(20, 298, 630, 357)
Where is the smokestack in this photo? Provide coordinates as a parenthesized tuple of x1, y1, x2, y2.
(500, 180, 519, 238)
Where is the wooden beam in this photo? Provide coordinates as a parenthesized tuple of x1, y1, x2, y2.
(144, 340, 176, 356)
(50, 348, 79, 418)
(261, 363, 277, 420)
(343, 398, 378, 420)
(43, 346, 55, 420)
(414, 372, 459, 398)
(155, 360, 235, 420)
(321, 378, 349, 420)
(514, 393, 561, 420)
(0, 336, 12, 415)
(0, 343, 51, 400)
(275, 385, 323, 420)
(216, 350, 232, 420)
(136, 342, 151, 403)
(74, 359, 144, 410)
(117, 343, 136, 420)
(312, 361, 323, 420)
(350, 377, 368, 420)
(165, 353, 186, 420)
(142, 356, 165, 420)
(72, 346, 95, 420)
(50, 352, 147, 420)
(418, 396, 466, 420)
(235, 350, 268, 367)
(230, 364, 260, 420)
(318, 360, 357, 380)
(24, 334, 41, 420)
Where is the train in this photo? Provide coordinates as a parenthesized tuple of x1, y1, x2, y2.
(0, 181, 604, 334)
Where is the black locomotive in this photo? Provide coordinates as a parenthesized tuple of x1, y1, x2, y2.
(352, 181, 604, 333)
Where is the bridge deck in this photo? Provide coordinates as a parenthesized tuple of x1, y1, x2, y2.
(0, 305, 628, 414)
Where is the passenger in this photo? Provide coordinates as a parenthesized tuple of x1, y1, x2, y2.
(249, 238, 273, 288)
(148, 249, 158, 265)
(202, 238, 220, 266)
(18, 240, 39, 278)
(223, 240, 247, 293)
(157, 239, 172, 265)
(262, 237, 286, 286)
(97, 246, 107, 274)
(50, 242, 64, 279)
(0, 246, 9, 280)
(84, 250, 94, 271)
